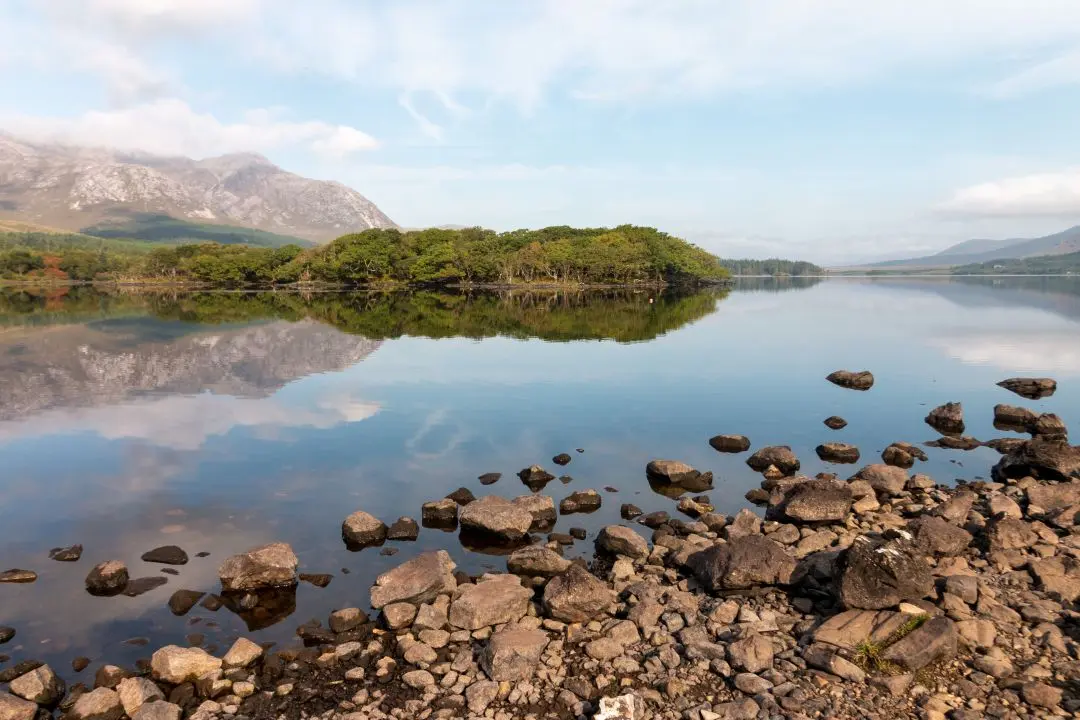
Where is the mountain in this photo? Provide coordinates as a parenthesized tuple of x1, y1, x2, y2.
(861, 226, 1080, 269)
(0, 133, 396, 242)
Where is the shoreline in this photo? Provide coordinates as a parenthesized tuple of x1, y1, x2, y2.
(1, 378, 1078, 720)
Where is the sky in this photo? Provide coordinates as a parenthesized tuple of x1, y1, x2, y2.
(3, 1, 1080, 263)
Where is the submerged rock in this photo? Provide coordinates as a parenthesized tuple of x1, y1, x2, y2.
(218, 543, 298, 592)
(369, 550, 457, 609)
(826, 370, 874, 390)
(49, 545, 83, 562)
(421, 499, 458, 528)
(387, 517, 419, 541)
(123, 577, 168, 597)
(167, 590, 205, 616)
(86, 561, 129, 596)
(926, 402, 965, 434)
(0, 570, 36, 584)
(997, 377, 1056, 399)
(459, 496, 533, 540)
(140, 546, 188, 565)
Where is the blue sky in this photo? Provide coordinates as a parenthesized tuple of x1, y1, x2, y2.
(3, 0, 1080, 263)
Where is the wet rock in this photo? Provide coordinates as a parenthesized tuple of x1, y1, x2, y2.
(0, 627, 14, 644)
(10, 664, 64, 705)
(645, 460, 713, 491)
(518, 465, 555, 491)
(387, 517, 419, 541)
(116, 678, 163, 716)
(299, 573, 332, 587)
(342, 511, 388, 549)
(141, 546, 188, 565)
(94, 665, 126, 689)
(746, 446, 800, 475)
(926, 402, 965, 434)
(506, 546, 570, 577)
(478, 472, 501, 485)
(132, 702, 181, 720)
(827, 370, 874, 390)
(816, 443, 860, 464)
(446, 487, 476, 506)
(123, 576, 168, 597)
(0, 693, 37, 720)
(512, 494, 557, 530)
(690, 535, 796, 591)
(926, 435, 981, 450)
(49, 544, 83, 562)
(620, 503, 642, 519)
(782, 478, 853, 522)
(1033, 412, 1068, 440)
(881, 616, 957, 671)
(596, 525, 649, 559)
(150, 646, 221, 684)
(69, 688, 123, 720)
(481, 626, 549, 682)
(837, 534, 933, 609)
(569, 527, 587, 540)
(449, 575, 532, 630)
(907, 516, 973, 556)
(0, 568, 36, 584)
(639, 511, 669, 528)
(881, 442, 927, 468)
(369, 550, 457, 609)
(543, 564, 615, 622)
(328, 607, 368, 633)
(998, 377, 1056, 399)
(987, 516, 1038, 551)
(985, 437, 1026, 454)
(217, 543, 297, 592)
(560, 489, 602, 514)
(553, 453, 572, 466)
(851, 464, 908, 497)
(824, 416, 848, 430)
(993, 437, 1080, 481)
(86, 561, 129, 596)
(459, 496, 533, 541)
(421, 499, 458, 528)
(994, 404, 1038, 429)
(709, 435, 751, 453)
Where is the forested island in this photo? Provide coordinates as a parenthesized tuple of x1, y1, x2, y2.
(0, 225, 728, 287)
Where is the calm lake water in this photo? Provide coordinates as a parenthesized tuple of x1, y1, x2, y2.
(1, 276, 1078, 678)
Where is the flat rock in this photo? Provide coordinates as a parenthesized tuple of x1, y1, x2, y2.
(449, 575, 532, 630)
(782, 478, 853, 522)
(815, 443, 860, 464)
(218, 543, 297, 592)
(689, 535, 796, 591)
(506, 545, 570, 577)
(837, 534, 933, 609)
(512, 495, 557, 529)
(596, 525, 649, 559)
(421, 499, 458, 528)
(811, 609, 910, 651)
(167, 590, 205, 616)
(141, 546, 188, 565)
(560, 490, 602, 514)
(851, 464, 907, 497)
(747, 446, 800, 475)
(478, 472, 501, 485)
(0, 570, 36, 584)
(123, 576, 168, 597)
(708, 435, 751, 453)
(998, 377, 1056, 399)
(150, 646, 222, 684)
(543, 564, 615, 622)
(881, 616, 957, 671)
(132, 702, 182, 720)
(369, 550, 457, 609)
(827, 370, 874, 390)
(387, 517, 419, 541)
(342, 511, 388, 548)
(994, 404, 1038, 429)
(907, 516, 973, 556)
(459, 496, 533, 540)
(49, 544, 83, 562)
(86, 561, 129, 596)
(481, 626, 549, 682)
(69, 688, 123, 720)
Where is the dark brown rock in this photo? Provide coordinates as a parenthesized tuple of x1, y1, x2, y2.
(387, 517, 420, 540)
(997, 377, 1056, 400)
(993, 438, 1080, 481)
(559, 490, 602, 514)
(478, 472, 501, 485)
(994, 404, 1038, 429)
(518, 465, 555, 491)
(837, 535, 933, 609)
(708, 435, 751, 453)
(167, 590, 205, 616)
(689, 536, 796, 591)
(826, 370, 874, 390)
(782, 479, 853, 522)
(907, 516, 972, 556)
(815, 443, 860, 464)
(49, 545, 83, 562)
(552, 453, 572, 466)
(86, 561, 129, 596)
(926, 402, 964, 434)
(746, 446, 800, 475)
(141, 546, 188, 565)
(824, 416, 848, 430)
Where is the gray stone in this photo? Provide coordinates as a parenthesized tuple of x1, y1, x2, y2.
(837, 535, 933, 609)
(727, 633, 773, 673)
(387, 517, 419, 541)
(481, 626, 549, 681)
(689, 536, 797, 591)
(542, 564, 615, 622)
(69, 688, 123, 720)
(506, 545, 570, 577)
(811, 609, 911, 651)
(369, 550, 457, 609)
(459, 496, 533, 540)
(783, 479, 853, 522)
(217, 543, 298, 592)
(150, 646, 222, 684)
(881, 616, 957, 671)
(449, 575, 531, 630)
(596, 525, 649, 559)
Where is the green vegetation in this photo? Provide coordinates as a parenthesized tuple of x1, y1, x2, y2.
(82, 213, 312, 248)
(0, 225, 729, 288)
(952, 251, 1080, 275)
(718, 258, 824, 276)
(0, 286, 728, 343)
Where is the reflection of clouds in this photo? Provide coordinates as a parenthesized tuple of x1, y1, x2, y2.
(927, 332, 1080, 375)
(403, 408, 470, 465)
(0, 391, 382, 450)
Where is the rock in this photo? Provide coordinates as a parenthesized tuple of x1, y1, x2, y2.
(543, 565, 615, 622)
(826, 370, 874, 390)
(689, 536, 796, 591)
(342, 511, 388, 548)
(507, 545, 570, 577)
(0, 627, 13, 644)
(725, 508, 762, 540)
(329, 607, 368, 633)
(382, 602, 417, 630)
(803, 643, 866, 682)
(0, 694, 37, 720)
(837, 534, 933, 609)
(620, 503, 642, 519)
(218, 543, 297, 592)
(595, 694, 646, 720)
(569, 527, 587, 539)
(993, 437, 1080, 481)
(907, 516, 973, 556)
(132, 702, 182, 720)
(926, 435, 981, 450)
(709, 435, 751, 453)
(222, 637, 263, 668)
(167, 590, 204, 616)
(482, 626, 549, 681)
(512, 495, 557, 529)
(369, 550, 457, 609)
(449, 575, 531, 630)
(824, 416, 848, 430)
(816, 443, 860, 464)
(86, 561, 129, 595)
(639, 511, 669, 528)
(518, 465, 555, 491)
(782, 478, 853, 522)
(881, 442, 927, 468)
(49, 544, 82, 562)
(421, 499, 458, 528)
(987, 516, 1038, 551)
(301, 572, 332, 587)
(93, 665, 126, 689)
(998, 377, 1056, 399)
(553, 453, 572, 466)
(1028, 481, 1080, 510)
(401, 669, 434, 689)
(646, 459, 698, 484)
(381, 516, 419, 542)
(443, 487, 475, 506)
(851, 464, 908, 497)
(811, 609, 912, 651)
(150, 646, 222, 684)
(728, 633, 773, 673)
(585, 637, 625, 660)
(141, 546, 188, 565)
(596, 525, 649, 559)
(10, 664, 64, 705)
(116, 678, 163, 716)
(1033, 412, 1068, 440)
(926, 402, 964, 434)
(478, 472, 501, 485)
(880, 616, 956, 670)
(994, 404, 1038, 429)
(465, 680, 499, 713)
(746, 446, 800, 475)
(934, 491, 975, 523)
(1021, 681, 1062, 709)
(123, 576, 168, 597)
(69, 688, 123, 720)
(560, 490, 602, 514)
(459, 496, 533, 540)
(956, 619, 996, 649)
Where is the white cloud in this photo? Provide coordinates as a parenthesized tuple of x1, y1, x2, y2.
(70, 0, 261, 33)
(940, 169, 1080, 217)
(1, 98, 378, 158)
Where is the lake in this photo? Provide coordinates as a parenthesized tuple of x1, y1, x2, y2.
(1, 276, 1078, 679)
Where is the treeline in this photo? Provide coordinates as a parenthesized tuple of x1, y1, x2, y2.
(718, 258, 824, 276)
(0, 225, 729, 287)
(952, 251, 1080, 275)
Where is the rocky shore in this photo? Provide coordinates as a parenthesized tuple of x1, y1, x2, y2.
(2, 376, 1079, 720)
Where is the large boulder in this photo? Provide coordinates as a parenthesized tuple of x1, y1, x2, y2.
(507, 546, 571, 577)
(0, 693, 37, 720)
(542, 565, 615, 622)
(512, 495, 556, 530)
(689, 536, 797, 591)
(997, 377, 1056, 399)
(596, 526, 649, 559)
(826, 370, 874, 390)
(481, 626, 549, 682)
(746, 446, 800, 475)
(449, 575, 532, 630)
(880, 616, 957, 671)
(86, 561, 129, 596)
(69, 688, 123, 720)
(782, 479, 853, 522)
(459, 496, 533, 541)
(116, 678, 164, 717)
(1034, 413, 1068, 441)
(341, 511, 388, 549)
(9, 664, 64, 705)
(1027, 482, 1080, 510)
(907, 516, 972, 556)
(993, 438, 1080, 482)
(837, 534, 933, 609)
(149, 646, 222, 684)
(369, 550, 457, 609)
(926, 402, 964, 434)
(851, 464, 908, 497)
(218, 543, 297, 592)
(986, 517, 1038, 551)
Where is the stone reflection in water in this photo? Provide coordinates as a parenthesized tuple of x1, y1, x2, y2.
(220, 586, 298, 632)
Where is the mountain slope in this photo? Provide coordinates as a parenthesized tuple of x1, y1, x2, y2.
(0, 133, 396, 242)
(866, 226, 1080, 268)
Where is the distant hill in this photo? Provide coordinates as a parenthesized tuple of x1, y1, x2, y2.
(858, 226, 1080, 270)
(0, 133, 396, 242)
(952, 250, 1080, 275)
